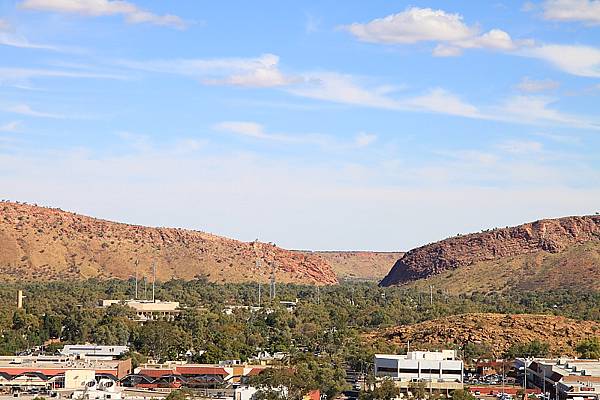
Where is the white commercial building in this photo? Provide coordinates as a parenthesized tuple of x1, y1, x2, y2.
(374, 350, 463, 390)
(60, 345, 129, 360)
(101, 300, 180, 322)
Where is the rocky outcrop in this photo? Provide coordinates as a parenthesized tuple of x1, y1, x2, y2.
(366, 313, 600, 358)
(380, 216, 600, 286)
(0, 201, 338, 285)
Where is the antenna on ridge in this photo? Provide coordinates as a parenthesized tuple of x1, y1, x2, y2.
(152, 261, 156, 303)
(134, 259, 139, 300)
(256, 258, 262, 307)
(269, 262, 276, 301)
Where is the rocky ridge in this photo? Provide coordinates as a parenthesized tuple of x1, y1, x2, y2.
(380, 216, 600, 287)
(0, 201, 338, 284)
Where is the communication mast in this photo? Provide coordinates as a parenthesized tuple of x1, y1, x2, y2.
(152, 261, 156, 303)
(256, 258, 262, 307)
(134, 259, 139, 299)
(269, 262, 276, 300)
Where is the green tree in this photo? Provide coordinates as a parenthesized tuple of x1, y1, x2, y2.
(451, 389, 476, 400)
(576, 338, 600, 359)
(372, 379, 399, 400)
(505, 340, 550, 359)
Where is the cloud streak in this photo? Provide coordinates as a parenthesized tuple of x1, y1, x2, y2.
(0, 121, 21, 132)
(6, 104, 64, 119)
(19, 0, 187, 29)
(541, 0, 600, 25)
(214, 120, 377, 149)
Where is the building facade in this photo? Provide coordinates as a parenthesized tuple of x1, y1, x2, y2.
(522, 358, 600, 400)
(374, 351, 464, 390)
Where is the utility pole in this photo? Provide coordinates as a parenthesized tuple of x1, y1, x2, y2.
(430, 285, 433, 306)
(269, 262, 276, 300)
(256, 259, 262, 307)
(152, 261, 156, 303)
(543, 369, 546, 399)
(143, 276, 147, 300)
(134, 259, 139, 299)
(524, 358, 528, 399)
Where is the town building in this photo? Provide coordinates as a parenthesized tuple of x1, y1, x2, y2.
(100, 300, 180, 322)
(0, 355, 132, 390)
(60, 345, 129, 360)
(374, 350, 464, 391)
(521, 358, 600, 400)
(121, 363, 266, 390)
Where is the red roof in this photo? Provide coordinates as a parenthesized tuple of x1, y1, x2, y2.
(175, 366, 228, 376)
(0, 368, 118, 378)
(247, 368, 266, 376)
(139, 369, 179, 378)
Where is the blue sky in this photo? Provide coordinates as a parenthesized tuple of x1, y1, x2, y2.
(1, 0, 600, 251)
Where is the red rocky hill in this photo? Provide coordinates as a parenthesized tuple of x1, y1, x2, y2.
(380, 215, 600, 287)
(0, 201, 338, 285)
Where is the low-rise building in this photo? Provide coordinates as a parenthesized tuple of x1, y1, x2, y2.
(522, 358, 600, 400)
(122, 363, 266, 390)
(374, 350, 463, 391)
(101, 300, 180, 322)
(60, 345, 129, 360)
(0, 355, 131, 390)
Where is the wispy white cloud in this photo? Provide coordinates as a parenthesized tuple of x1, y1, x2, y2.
(120, 54, 598, 129)
(354, 132, 377, 147)
(497, 139, 544, 155)
(289, 73, 483, 118)
(401, 88, 481, 118)
(288, 72, 401, 109)
(0, 121, 21, 132)
(19, 0, 187, 29)
(0, 67, 126, 88)
(531, 131, 581, 145)
(121, 54, 298, 88)
(493, 95, 599, 129)
(541, 0, 600, 25)
(0, 18, 60, 50)
(6, 104, 64, 119)
(214, 120, 377, 150)
(342, 7, 525, 56)
(523, 44, 600, 78)
(516, 77, 560, 92)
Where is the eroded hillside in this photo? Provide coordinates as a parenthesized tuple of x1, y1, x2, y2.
(380, 216, 600, 288)
(0, 202, 338, 284)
